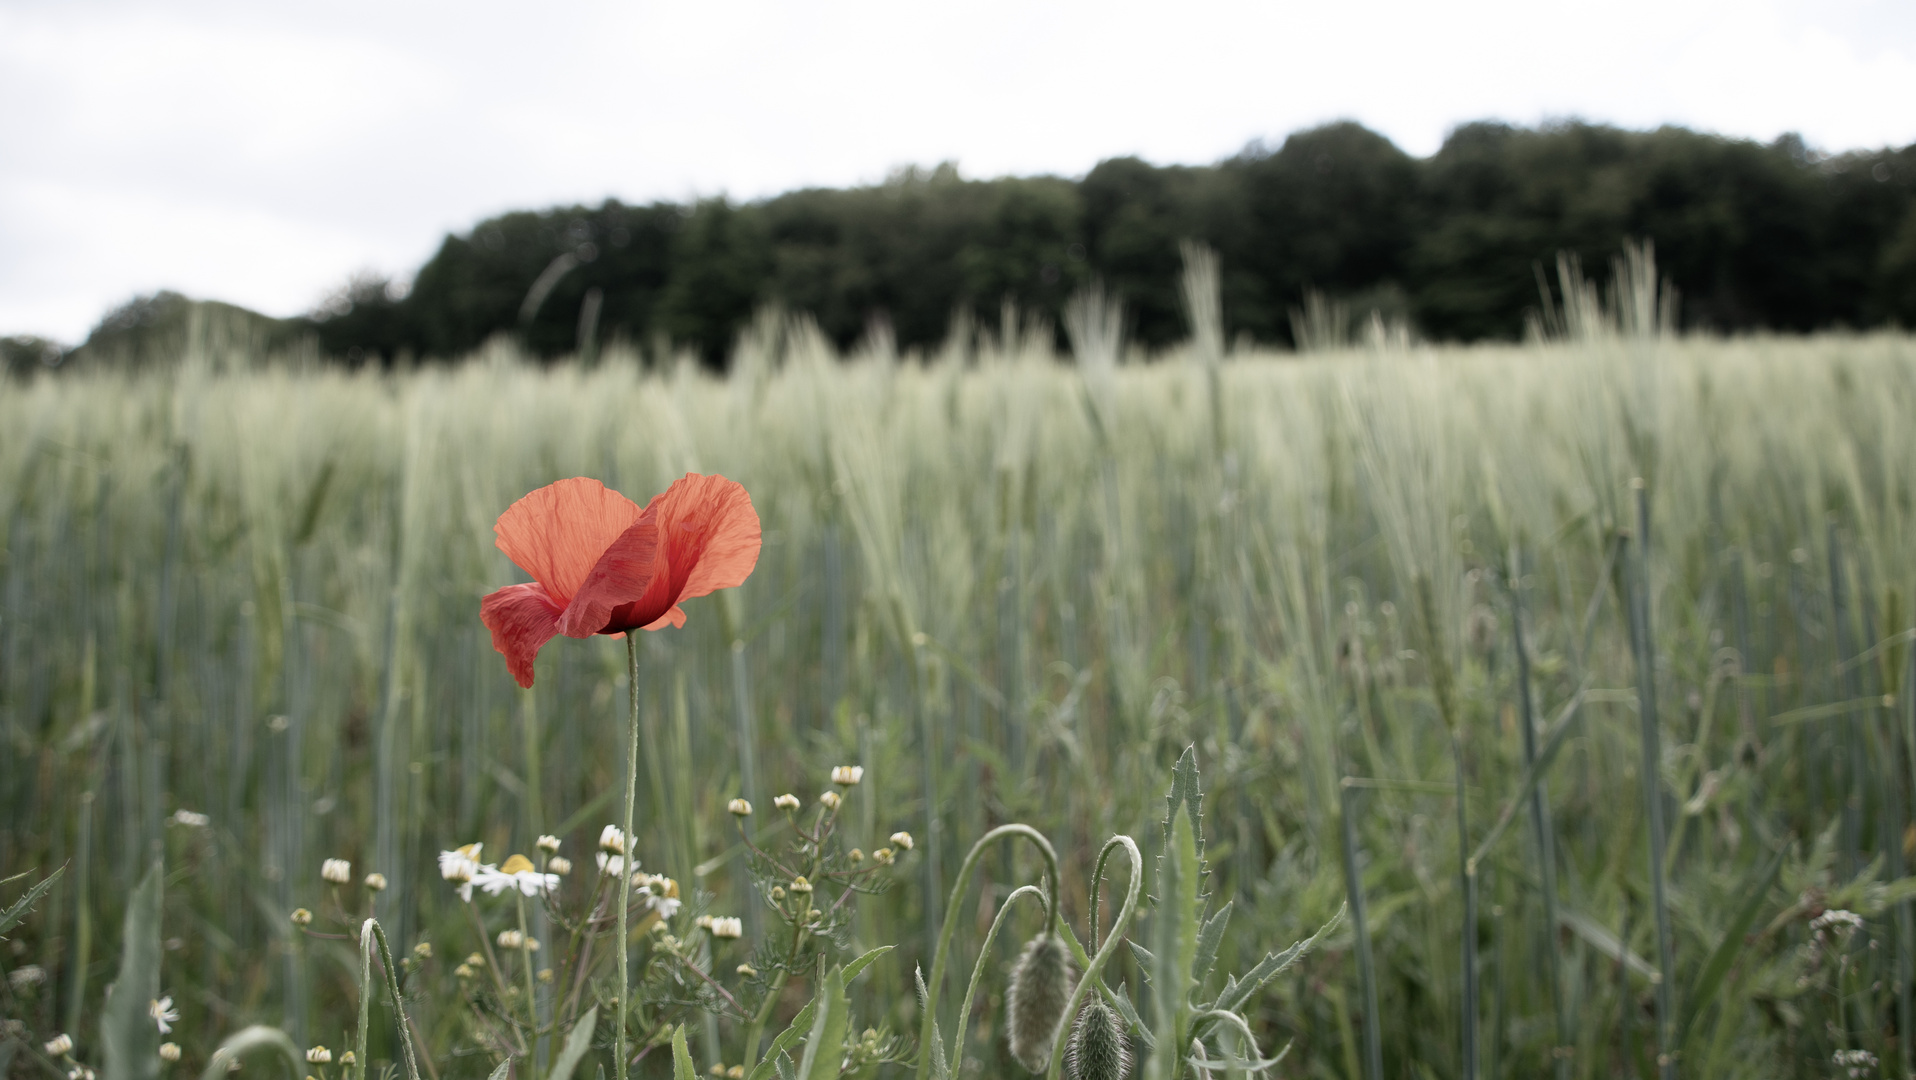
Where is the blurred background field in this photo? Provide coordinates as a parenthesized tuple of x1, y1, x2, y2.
(5, 280, 1916, 1077)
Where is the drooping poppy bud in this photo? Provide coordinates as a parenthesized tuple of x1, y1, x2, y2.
(1065, 998, 1129, 1080)
(1006, 933, 1076, 1072)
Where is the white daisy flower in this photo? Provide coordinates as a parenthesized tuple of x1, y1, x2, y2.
(150, 996, 180, 1034)
(438, 843, 487, 902)
(475, 854, 559, 897)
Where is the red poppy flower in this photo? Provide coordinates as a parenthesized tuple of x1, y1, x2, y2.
(480, 474, 761, 687)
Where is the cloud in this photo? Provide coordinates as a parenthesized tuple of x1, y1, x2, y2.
(2, 0, 1911, 340)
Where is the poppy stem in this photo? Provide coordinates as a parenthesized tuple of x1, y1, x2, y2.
(617, 632, 641, 1080)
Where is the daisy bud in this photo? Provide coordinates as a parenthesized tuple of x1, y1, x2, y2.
(538, 968, 554, 983)
(1066, 999, 1129, 1080)
(736, 963, 757, 977)
(454, 964, 475, 979)
(307, 1047, 333, 1064)
(831, 765, 863, 786)
(789, 876, 813, 894)
(708, 1067, 724, 1078)
(599, 825, 628, 854)
(818, 791, 841, 811)
(321, 859, 352, 884)
(848, 848, 864, 863)
(728, 798, 753, 817)
(548, 856, 573, 876)
(412, 942, 432, 959)
(696, 915, 715, 930)
(710, 917, 743, 939)
(291, 908, 313, 926)
(363, 873, 388, 892)
(773, 793, 801, 811)
(44, 1035, 73, 1057)
(339, 1053, 356, 1066)
(770, 886, 786, 901)
(525, 937, 540, 953)
(872, 848, 895, 865)
(727, 1068, 745, 1080)
(466, 952, 486, 967)
(890, 831, 914, 851)
(496, 929, 524, 950)
(536, 834, 561, 853)
(1006, 934, 1076, 1073)
(159, 1044, 181, 1063)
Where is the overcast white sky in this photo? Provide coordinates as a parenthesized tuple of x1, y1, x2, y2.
(3, 0, 1914, 343)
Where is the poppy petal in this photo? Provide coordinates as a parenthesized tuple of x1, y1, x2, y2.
(481, 582, 563, 688)
(623, 473, 762, 630)
(494, 478, 644, 607)
(558, 513, 663, 638)
(666, 474, 762, 605)
(641, 604, 687, 631)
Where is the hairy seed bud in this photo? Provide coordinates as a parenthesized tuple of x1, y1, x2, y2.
(1006, 934, 1076, 1072)
(1066, 999, 1129, 1080)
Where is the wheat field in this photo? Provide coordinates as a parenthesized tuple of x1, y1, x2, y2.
(3, 312, 1915, 1079)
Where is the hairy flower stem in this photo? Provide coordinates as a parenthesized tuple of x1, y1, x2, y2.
(516, 893, 539, 1034)
(916, 824, 1061, 1080)
(617, 633, 641, 1080)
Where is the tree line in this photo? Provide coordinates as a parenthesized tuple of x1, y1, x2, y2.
(23, 119, 1916, 373)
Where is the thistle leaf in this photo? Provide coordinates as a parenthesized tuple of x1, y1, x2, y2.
(0, 864, 64, 938)
(1148, 810, 1200, 1080)
(1193, 902, 1232, 991)
(1210, 905, 1345, 1016)
(1156, 747, 1208, 908)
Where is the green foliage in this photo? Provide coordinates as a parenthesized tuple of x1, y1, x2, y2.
(550, 1005, 599, 1080)
(101, 864, 162, 1080)
(44, 121, 1895, 368)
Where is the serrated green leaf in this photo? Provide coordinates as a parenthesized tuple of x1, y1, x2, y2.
(1211, 905, 1345, 1016)
(0, 864, 65, 938)
(197, 1027, 302, 1080)
(1193, 901, 1232, 990)
(1149, 810, 1200, 1080)
(796, 967, 848, 1080)
(1128, 939, 1155, 983)
(671, 1025, 697, 1080)
(1157, 748, 1208, 907)
(550, 1006, 599, 1080)
(1106, 981, 1155, 1051)
(841, 945, 892, 984)
(103, 862, 163, 1080)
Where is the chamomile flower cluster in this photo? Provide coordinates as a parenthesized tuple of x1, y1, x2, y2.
(436, 843, 559, 901)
